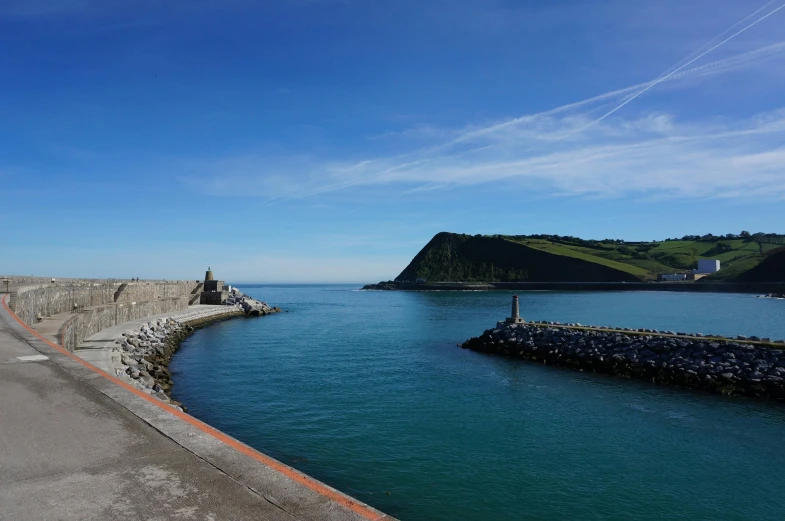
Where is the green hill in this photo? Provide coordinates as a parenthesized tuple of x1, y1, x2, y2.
(394, 232, 785, 283)
(732, 247, 785, 283)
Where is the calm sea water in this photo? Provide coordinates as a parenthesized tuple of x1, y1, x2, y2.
(171, 287, 785, 521)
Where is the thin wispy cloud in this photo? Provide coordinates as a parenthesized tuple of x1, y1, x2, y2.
(5, 0, 785, 278)
(556, 1, 785, 142)
(189, 36, 785, 203)
(432, 41, 785, 156)
(356, 109, 785, 196)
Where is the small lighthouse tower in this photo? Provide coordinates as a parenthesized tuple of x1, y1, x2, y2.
(200, 267, 227, 304)
(506, 295, 525, 324)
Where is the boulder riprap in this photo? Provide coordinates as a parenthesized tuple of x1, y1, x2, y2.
(461, 321, 785, 401)
(112, 317, 197, 409)
(111, 296, 281, 410)
(361, 281, 398, 291)
(226, 288, 281, 316)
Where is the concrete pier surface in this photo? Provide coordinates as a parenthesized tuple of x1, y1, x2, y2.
(0, 294, 396, 521)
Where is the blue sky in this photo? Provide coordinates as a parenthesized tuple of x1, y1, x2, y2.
(1, 0, 784, 282)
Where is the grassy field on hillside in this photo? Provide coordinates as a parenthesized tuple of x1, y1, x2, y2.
(509, 238, 652, 278)
(497, 233, 784, 281)
(395, 232, 785, 283)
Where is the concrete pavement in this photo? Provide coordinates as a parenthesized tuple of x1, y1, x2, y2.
(0, 294, 395, 521)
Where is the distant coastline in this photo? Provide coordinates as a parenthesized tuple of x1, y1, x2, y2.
(384, 232, 785, 287)
(362, 281, 785, 294)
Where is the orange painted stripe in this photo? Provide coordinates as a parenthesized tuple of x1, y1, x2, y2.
(2, 295, 385, 521)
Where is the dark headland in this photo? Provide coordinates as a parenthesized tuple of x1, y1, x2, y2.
(363, 231, 785, 292)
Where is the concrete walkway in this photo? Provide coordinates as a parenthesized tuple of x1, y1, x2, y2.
(0, 295, 394, 521)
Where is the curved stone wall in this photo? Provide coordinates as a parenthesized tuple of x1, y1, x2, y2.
(2, 276, 129, 285)
(11, 279, 202, 352)
(12, 281, 200, 324)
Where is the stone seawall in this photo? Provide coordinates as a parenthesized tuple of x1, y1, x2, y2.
(59, 313, 80, 352)
(115, 281, 200, 302)
(14, 283, 116, 323)
(12, 281, 200, 324)
(3, 275, 130, 285)
(11, 280, 201, 351)
(59, 297, 192, 352)
(462, 322, 785, 401)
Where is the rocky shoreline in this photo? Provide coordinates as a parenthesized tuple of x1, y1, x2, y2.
(226, 287, 282, 315)
(112, 293, 280, 410)
(362, 282, 399, 291)
(461, 321, 785, 401)
(361, 281, 493, 291)
(760, 292, 785, 299)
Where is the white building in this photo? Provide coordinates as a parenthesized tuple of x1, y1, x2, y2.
(696, 259, 721, 274)
(659, 273, 687, 281)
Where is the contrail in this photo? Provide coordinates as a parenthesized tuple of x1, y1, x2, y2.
(558, 40, 785, 116)
(556, 2, 785, 141)
(275, 40, 785, 203)
(659, 0, 779, 78)
(438, 41, 785, 149)
(269, 11, 785, 204)
(646, 0, 782, 108)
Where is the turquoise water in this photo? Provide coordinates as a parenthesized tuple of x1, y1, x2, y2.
(171, 287, 785, 520)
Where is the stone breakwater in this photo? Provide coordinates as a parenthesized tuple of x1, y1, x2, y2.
(461, 321, 785, 401)
(112, 297, 280, 410)
(227, 287, 282, 316)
